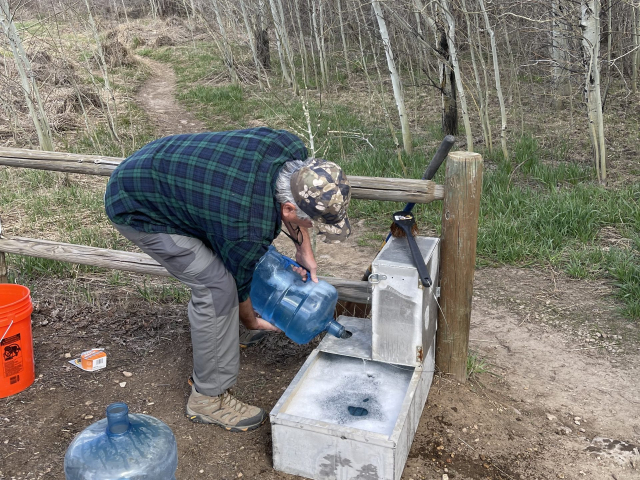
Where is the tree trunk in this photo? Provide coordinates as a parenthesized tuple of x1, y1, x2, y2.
(551, 1, 570, 109)
(255, 0, 270, 70)
(632, 3, 638, 94)
(268, 0, 293, 87)
(292, 0, 309, 86)
(0, 0, 54, 151)
(312, 0, 329, 88)
(461, 0, 488, 149)
(479, 0, 508, 161)
(473, 10, 493, 151)
(336, 0, 350, 80)
(239, 0, 265, 89)
(581, 0, 606, 184)
(440, 0, 473, 151)
(439, 29, 458, 136)
(210, 0, 239, 84)
(372, 0, 413, 154)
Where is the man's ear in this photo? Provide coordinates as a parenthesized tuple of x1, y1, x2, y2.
(281, 202, 298, 221)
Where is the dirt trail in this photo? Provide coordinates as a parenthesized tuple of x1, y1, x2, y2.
(136, 56, 207, 136)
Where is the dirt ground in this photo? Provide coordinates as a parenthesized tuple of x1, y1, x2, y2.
(1, 58, 639, 480)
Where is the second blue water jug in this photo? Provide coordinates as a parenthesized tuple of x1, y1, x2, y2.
(251, 246, 349, 344)
(64, 402, 178, 480)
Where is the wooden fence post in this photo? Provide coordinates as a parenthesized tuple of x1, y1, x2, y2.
(436, 151, 483, 381)
(0, 216, 7, 283)
(0, 252, 7, 283)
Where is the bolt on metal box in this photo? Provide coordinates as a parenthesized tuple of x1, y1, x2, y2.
(370, 236, 440, 367)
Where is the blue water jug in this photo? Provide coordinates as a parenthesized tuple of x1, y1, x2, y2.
(251, 246, 350, 344)
(64, 402, 178, 480)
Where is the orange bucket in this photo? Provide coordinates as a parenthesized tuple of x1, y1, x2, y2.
(0, 284, 35, 398)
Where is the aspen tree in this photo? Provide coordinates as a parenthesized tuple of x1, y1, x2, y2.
(501, 15, 523, 135)
(83, 0, 120, 144)
(149, 0, 159, 18)
(268, 0, 294, 88)
(121, 0, 129, 22)
(472, 9, 492, 151)
(478, 0, 508, 161)
(209, 0, 239, 84)
(275, 0, 297, 89)
(371, 0, 413, 154)
(239, 0, 266, 89)
(256, 0, 270, 71)
(581, 0, 606, 183)
(0, 0, 54, 151)
(633, 3, 638, 93)
(268, 0, 290, 84)
(461, 0, 489, 149)
(292, 0, 309, 86)
(413, 0, 458, 137)
(311, 0, 328, 89)
(352, 0, 373, 103)
(439, 0, 473, 151)
(305, 0, 320, 89)
(356, 0, 403, 164)
(336, 0, 350, 78)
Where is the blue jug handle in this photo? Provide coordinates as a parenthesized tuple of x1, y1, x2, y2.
(281, 254, 312, 283)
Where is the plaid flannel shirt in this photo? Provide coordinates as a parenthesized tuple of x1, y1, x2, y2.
(105, 128, 308, 301)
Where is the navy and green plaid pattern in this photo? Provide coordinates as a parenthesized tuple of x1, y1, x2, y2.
(105, 128, 308, 301)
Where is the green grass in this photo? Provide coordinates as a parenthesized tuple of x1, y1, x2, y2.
(135, 280, 191, 304)
(466, 351, 491, 380)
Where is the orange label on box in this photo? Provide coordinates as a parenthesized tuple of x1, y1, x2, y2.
(79, 349, 107, 371)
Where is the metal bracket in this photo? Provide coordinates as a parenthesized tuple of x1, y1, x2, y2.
(436, 287, 441, 298)
(368, 273, 387, 284)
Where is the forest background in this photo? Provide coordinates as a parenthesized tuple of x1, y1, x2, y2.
(1, 0, 638, 320)
(1, 1, 640, 479)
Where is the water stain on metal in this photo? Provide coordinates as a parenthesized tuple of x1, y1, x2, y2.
(348, 406, 369, 417)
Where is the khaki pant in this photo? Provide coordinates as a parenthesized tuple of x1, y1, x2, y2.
(113, 224, 239, 397)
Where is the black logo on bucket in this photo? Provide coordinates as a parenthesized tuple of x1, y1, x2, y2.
(9, 374, 19, 385)
(2, 333, 23, 378)
(3, 343, 20, 361)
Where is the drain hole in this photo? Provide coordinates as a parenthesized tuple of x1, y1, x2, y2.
(340, 330, 353, 339)
(363, 398, 369, 402)
(348, 406, 369, 417)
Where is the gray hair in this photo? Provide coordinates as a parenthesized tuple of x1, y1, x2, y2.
(275, 159, 312, 220)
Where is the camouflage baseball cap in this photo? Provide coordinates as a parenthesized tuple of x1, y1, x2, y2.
(290, 158, 351, 243)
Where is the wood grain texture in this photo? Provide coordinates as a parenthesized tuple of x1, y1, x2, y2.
(0, 236, 371, 303)
(435, 151, 483, 382)
(0, 252, 7, 283)
(0, 148, 444, 204)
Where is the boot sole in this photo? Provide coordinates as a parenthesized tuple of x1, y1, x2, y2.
(185, 407, 267, 432)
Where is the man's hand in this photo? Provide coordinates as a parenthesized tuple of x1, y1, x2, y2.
(293, 252, 318, 282)
(239, 297, 281, 331)
(245, 315, 281, 332)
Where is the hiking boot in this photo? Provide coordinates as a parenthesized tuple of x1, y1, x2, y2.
(239, 329, 270, 348)
(186, 385, 267, 432)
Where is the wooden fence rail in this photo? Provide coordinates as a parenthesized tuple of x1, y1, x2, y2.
(0, 235, 370, 303)
(0, 148, 444, 205)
